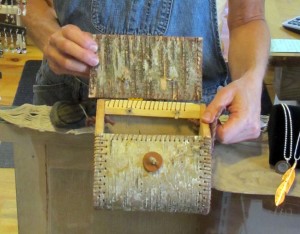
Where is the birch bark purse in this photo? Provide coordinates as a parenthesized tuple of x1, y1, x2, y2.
(89, 35, 213, 215)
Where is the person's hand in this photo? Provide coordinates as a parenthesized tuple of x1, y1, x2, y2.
(43, 24, 99, 78)
(202, 75, 262, 144)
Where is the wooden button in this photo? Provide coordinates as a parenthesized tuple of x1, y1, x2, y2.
(143, 152, 163, 172)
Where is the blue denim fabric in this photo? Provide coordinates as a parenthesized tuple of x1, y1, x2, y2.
(33, 0, 227, 105)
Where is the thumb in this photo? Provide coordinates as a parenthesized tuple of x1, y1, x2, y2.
(201, 87, 233, 123)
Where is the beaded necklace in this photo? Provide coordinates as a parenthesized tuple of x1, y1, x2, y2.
(275, 104, 300, 174)
(274, 104, 300, 206)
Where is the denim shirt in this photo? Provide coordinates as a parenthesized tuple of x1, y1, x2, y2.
(34, 0, 227, 105)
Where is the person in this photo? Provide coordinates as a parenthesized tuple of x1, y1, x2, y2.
(21, 0, 270, 144)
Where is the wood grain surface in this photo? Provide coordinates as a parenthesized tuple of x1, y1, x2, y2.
(0, 46, 42, 106)
(0, 169, 18, 234)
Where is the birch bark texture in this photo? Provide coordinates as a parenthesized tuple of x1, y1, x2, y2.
(89, 35, 203, 101)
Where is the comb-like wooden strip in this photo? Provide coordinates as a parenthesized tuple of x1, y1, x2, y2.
(103, 100, 204, 119)
(96, 99, 211, 138)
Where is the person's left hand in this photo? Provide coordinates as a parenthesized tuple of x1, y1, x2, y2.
(201, 74, 262, 144)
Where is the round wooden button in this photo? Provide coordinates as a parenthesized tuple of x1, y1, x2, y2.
(143, 152, 163, 172)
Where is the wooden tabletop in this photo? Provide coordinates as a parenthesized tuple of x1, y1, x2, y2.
(213, 133, 300, 197)
(0, 46, 43, 106)
(266, 0, 300, 65)
(266, 0, 300, 40)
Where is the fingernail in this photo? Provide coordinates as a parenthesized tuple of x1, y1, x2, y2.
(91, 57, 99, 66)
(89, 44, 98, 53)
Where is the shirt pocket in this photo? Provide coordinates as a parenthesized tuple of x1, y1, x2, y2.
(91, 0, 173, 35)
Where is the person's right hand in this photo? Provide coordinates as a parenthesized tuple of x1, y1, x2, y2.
(43, 24, 99, 78)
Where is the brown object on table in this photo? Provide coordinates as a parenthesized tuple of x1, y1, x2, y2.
(143, 152, 163, 173)
(91, 35, 212, 215)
